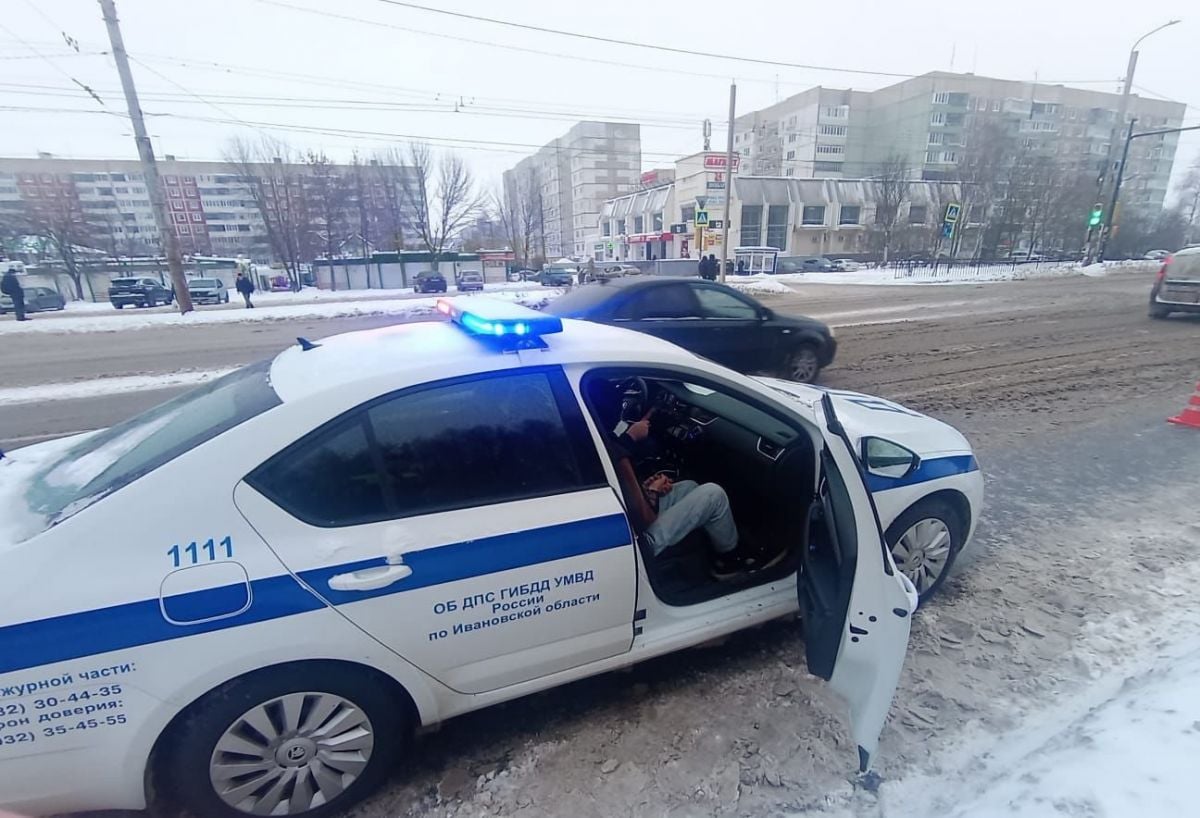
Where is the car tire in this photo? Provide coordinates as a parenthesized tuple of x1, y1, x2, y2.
(885, 496, 966, 605)
(115, 303, 124, 309)
(158, 663, 406, 818)
(1149, 303, 1171, 319)
(781, 344, 821, 383)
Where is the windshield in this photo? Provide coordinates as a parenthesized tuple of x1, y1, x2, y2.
(189, 278, 221, 288)
(111, 278, 141, 286)
(24, 360, 281, 531)
(542, 285, 616, 316)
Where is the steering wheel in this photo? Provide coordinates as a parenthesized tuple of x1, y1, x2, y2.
(617, 376, 650, 423)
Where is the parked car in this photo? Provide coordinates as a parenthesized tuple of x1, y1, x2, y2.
(777, 256, 835, 274)
(0, 286, 66, 314)
(107, 276, 173, 309)
(832, 258, 862, 272)
(414, 271, 448, 294)
(1144, 249, 1170, 261)
(597, 264, 641, 280)
(507, 268, 539, 282)
(544, 277, 836, 382)
(539, 268, 576, 287)
(186, 277, 229, 305)
(456, 271, 484, 292)
(1149, 246, 1200, 319)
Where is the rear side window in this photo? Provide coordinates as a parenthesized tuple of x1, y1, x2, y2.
(692, 286, 758, 319)
(614, 284, 699, 320)
(249, 370, 606, 527)
(27, 360, 280, 527)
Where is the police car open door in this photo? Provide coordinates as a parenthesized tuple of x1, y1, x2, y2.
(805, 394, 918, 772)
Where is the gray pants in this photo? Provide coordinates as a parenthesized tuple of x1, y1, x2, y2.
(644, 480, 738, 556)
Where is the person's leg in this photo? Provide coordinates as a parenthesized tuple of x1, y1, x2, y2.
(14, 293, 26, 321)
(644, 481, 737, 556)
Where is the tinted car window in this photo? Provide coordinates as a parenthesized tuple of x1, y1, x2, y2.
(250, 371, 604, 527)
(614, 284, 699, 320)
(692, 286, 758, 319)
(543, 284, 621, 316)
(26, 361, 280, 529)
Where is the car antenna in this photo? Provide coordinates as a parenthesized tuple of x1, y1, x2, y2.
(296, 337, 321, 351)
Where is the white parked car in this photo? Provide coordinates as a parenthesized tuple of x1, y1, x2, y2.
(0, 299, 981, 818)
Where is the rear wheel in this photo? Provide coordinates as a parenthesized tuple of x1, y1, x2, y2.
(885, 497, 966, 605)
(160, 664, 406, 818)
(781, 344, 821, 383)
(115, 303, 124, 309)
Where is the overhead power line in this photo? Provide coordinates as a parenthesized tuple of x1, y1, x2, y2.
(0, 21, 105, 106)
(366, 0, 919, 78)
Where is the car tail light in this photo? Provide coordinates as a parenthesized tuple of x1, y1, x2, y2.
(1156, 256, 1172, 283)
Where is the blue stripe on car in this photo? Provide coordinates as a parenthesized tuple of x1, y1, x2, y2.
(865, 454, 979, 492)
(0, 513, 632, 677)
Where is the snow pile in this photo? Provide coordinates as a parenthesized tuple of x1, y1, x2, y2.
(0, 289, 563, 335)
(727, 277, 795, 295)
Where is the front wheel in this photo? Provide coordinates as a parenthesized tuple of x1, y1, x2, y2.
(781, 344, 821, 383)
(1149, 303, 1171, 319)
(160, 664, 406, 818)
(885, 497, 966, 605)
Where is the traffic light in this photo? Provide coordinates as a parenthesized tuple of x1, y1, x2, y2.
(1088, 203, 1103, 228)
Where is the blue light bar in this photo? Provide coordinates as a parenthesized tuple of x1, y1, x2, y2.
(437, 297, 563, 339)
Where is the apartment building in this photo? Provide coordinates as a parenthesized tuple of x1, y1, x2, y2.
(734, 72, 1187, 212)
(502, 121, 641, 258)
(0, 153, 419, 262)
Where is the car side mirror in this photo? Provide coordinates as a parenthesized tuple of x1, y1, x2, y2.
(758, 306, 772, 321)
(861, 437, 921, 479)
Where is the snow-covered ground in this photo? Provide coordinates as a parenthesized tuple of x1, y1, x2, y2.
(757, 259, 1157, 288)
(0, 287, 562, 335)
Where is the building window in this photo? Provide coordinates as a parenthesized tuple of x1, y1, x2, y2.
(815, 145, 844, 155)
(820, 125, 847, 136)
(822, 106, 846, 118)
(941, 150, 957, 163)
(928, 132, 945, 145)
(930, 112, 946, 126)
(813, 161, 843, 173)
(633, 215, 644, 233)
(991, 100, 1001, 112)
(602, 221, 611, 237)
(765, 205, 789, 249)
(740, 204, 762, 245)
(908, 205, 927, 224)
(785, 168, 794, 177)
(801, 205, 825, 226)
(681, 205, 695, 223)
(788, 134, 797, 143)
(653, 211, 663, 231)
(786, 150, 796, 160)
(191, 213, 204, 223)
(838, 205, 861, 225)
(932, 92, 950, 105)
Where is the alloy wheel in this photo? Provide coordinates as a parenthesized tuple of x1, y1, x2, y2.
(890, 518, 952, 595)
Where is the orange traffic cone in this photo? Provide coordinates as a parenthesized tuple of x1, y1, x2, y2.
(1168, 382, 1200, 429)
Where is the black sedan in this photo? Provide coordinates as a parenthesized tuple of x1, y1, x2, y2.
(543, 277, 836, 382)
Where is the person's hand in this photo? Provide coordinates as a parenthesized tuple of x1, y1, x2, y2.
(644, 473, 673, 495)
(626, 418, 651, 442)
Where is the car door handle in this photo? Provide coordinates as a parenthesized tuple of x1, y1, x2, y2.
(328, 563, 413, 592)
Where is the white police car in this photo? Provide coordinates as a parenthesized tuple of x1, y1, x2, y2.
(0, 299, 981, 817)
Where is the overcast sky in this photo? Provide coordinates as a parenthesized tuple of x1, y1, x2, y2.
(3, 0, 1198, 200)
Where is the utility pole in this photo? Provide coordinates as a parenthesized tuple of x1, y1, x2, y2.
(718, 82, 736, 284)
(98, 0, 192, 314)
(1086, 19, 1181, 263)
(1097, 118, 1136, 262)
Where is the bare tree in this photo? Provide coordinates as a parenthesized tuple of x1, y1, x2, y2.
(305, 151, 354, 291)
(1176, 159, 1200, 245)
(21, 194, 103, 299)
(225, 136, 310, 290)
(349, 152, 377, 287)
(954, 118, 1014, 257)
(400, 144, 482, 271)
(496, 166, 543, 268)
(871, 154, 911, 264)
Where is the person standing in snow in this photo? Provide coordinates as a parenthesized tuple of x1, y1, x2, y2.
(235, 272, 255, 309)
(1, 267, 28, 321)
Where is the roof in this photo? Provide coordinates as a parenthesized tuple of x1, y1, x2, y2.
(268, 316, 699, 404)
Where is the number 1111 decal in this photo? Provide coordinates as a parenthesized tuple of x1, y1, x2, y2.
(168, 537, 233, 567)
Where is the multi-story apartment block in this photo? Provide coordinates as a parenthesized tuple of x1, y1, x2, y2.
(735, 72, 1187, 212)
(502, 121, 641, 258)
(0, 153, 418, 262)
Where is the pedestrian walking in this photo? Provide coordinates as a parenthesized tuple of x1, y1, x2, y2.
(698, 255, 711, 280)
(235, 272, 255, 308)
(1, 267, 28, 321)
(736, 258, 747, 275)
